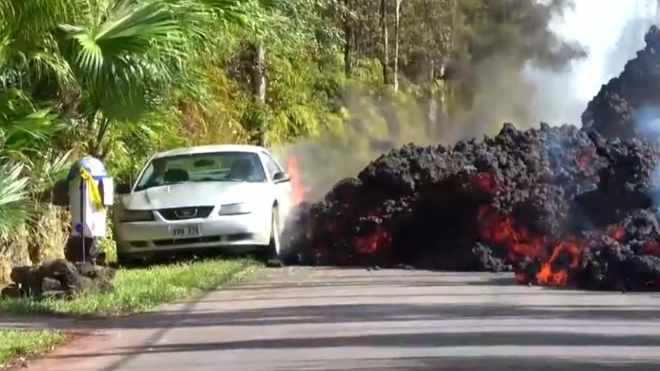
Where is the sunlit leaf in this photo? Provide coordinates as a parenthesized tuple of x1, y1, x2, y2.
(0, 161, 29, 237)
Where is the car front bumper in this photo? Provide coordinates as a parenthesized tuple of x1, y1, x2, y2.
(116, 210, 271, 255)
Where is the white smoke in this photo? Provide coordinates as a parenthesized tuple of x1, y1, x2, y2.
(275, 1, 660, 202)
(525, 0, 656, 126)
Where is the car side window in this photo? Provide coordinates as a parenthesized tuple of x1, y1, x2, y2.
(261, 152, 282, 179)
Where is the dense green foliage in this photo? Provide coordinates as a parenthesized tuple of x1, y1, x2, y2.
(0, 0, 585, 272)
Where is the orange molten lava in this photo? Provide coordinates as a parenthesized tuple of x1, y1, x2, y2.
(473, 171, 581, 286)
(577, 147, 593, 171)
(477, 203, 582, 286)
(287, 156, 304, 206)
(472, 172, 496, 191)
(607, 226, 660, 256)
(608, 225, 625, 240)
(643, 240, 660, 255)
(355, 229, 392, 254)
(477, 205, 547, 261)
(301, 159, 660, 285)
(535, 240, 580, 286)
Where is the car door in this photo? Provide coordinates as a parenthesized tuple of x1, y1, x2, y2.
(261, 151, 292, 224)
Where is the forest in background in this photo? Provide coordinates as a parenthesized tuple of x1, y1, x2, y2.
(0, 0, 586, 280)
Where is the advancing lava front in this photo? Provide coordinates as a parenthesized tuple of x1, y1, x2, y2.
(280, 26, 660, 293)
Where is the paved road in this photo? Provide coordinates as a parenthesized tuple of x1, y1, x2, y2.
(8, 267, 660, 371)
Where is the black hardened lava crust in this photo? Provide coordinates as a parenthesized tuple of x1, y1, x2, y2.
(280, 26, 660, 292)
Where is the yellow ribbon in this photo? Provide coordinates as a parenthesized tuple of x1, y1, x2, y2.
(79, 167, 105, 211)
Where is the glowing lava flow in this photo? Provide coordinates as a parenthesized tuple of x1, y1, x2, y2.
(473, 171, 581, 287)
(289, 161, 660, 287)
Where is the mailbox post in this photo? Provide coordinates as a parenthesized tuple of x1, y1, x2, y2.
(64, 157, 114, 262)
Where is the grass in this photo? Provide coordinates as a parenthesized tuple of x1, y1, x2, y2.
(0, 258, 258, 317)
(0, 329, 65, 367)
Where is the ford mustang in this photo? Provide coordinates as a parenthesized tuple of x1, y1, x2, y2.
(113, 144, 294, 265)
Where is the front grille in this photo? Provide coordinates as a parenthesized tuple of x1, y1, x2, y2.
(158, 206, 214, 221)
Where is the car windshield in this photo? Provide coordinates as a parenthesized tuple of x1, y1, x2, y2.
(134, 151, 267, 191)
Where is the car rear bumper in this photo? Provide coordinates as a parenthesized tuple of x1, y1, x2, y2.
(116, 211, 271, 254)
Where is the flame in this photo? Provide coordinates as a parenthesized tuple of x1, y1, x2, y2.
(535, 240, 580, 286)
(287, 156, 304, 206)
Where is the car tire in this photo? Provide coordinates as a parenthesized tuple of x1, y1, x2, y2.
(264, 207, 281, 260)
(116, 253, 132, 267)
(117, 253, 141, 268)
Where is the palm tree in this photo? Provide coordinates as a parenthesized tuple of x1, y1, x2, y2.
(0, 0, 260, 246)
(0, 0, 254, 157)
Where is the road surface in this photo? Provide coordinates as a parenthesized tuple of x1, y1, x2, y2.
(6, 267, 660, 370)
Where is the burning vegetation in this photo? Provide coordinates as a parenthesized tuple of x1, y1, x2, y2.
(280, 26, 660, 292)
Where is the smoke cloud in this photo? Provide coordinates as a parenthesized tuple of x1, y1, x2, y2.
(275, 1, 658, 200)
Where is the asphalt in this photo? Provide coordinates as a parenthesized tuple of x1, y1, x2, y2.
(7, 267, 660, 371)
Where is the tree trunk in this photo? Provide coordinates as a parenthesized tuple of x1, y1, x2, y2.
(380, 0, 389, 85)
(427, 57, 438, 138)
(252, 41, 266, 103)
(343, 0, 352, 77)
(343, 31, 352, 77)
(393, 0, 402, 91)
(438, 62, 448, 117)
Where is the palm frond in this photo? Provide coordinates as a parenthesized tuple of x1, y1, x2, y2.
(0, 0, 77, 92)
(61, 0, 181, 72)
(25, 149, 74, 193)
(0, 89, 61, 161)
(0, 161, 29, 238)
(56, 0, 191, 120)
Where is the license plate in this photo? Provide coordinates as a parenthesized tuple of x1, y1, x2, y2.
(170, 224, 201, 237)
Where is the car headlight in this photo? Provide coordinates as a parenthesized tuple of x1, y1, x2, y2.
(119, 209, 154, 222)
(218, 202, 255, 215)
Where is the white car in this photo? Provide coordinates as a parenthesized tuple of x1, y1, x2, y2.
(113, 144, 294, 265)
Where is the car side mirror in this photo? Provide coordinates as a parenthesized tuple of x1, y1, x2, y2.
(115, 183, 132, 194)
(272, 172, 290, 184)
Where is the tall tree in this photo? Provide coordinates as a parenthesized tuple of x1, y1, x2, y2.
(252, 42, 267, 103)
(393, 0, 403, 91)
(380, 0, 389, 85)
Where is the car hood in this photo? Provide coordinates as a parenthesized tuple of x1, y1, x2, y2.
(120, 182, 272, 210)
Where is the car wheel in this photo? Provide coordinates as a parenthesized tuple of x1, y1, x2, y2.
(116, 253, 136, 268)
(117, 251, 149, 268)
(269, 207, 281, 256)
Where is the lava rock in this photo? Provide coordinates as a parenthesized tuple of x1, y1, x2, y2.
(583, 26, 660, 139)
(1, 258, 116, 299)
(277, 26, 660, 292)
(0, 284, 21, 299)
